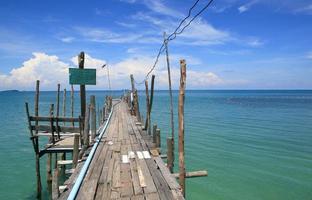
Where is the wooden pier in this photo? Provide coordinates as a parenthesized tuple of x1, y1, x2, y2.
(58, 99, 184, 200)
(25, 52, 207, 199)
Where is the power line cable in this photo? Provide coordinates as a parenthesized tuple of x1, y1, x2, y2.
(168, 0, 215, 41)
(135, 0, 215, 85)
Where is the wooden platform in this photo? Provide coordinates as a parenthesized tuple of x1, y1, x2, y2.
(59, 100, 184, 200)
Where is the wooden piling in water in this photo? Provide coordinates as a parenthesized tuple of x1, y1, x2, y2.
(61, 89, 67, 176)
(152, 124, 157, 144)
(83, 104, 91, 147)
(167, 137, 174, 173)
(71, 85, 74, 127)
(90, 95, 96, 141)
(47, 104, 54, 186)
(52, 168, 60, 199)
(62, 89, 66, 126)
(134, 90, 141, 122)
(149, 75, 155, 132)
(156, 128, 161, 148)
(178, 59, 186, 197)
(144, 80, 150, 134)
(34, 80, 42, 198)
(72, 133, 79, 168)
(164, 32, 175, 163)
(54, 86, 59, 168)
(56, 84, 61, 139)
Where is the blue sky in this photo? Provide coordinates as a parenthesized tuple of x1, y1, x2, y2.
(0, 0, 311, 90)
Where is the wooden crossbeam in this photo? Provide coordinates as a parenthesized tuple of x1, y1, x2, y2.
(29, 116, 81, 122)
(31, 125, 80, 133)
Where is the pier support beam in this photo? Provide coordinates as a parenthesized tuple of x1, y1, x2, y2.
(178, 59, 186, 197)
(167, 137, 174, 173)
(78, 52, 86, 119)
(34, 80, 42, 199)
(52, 168, 60, 199)
(152, 124, 157, 144)
(90, 95, 96, 141)
(156, 128, 161, 148)
(144, 80, 150, 134)
(72, 133, 80, 168)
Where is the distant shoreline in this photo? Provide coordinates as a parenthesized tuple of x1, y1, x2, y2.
(0, 89, 20, 93)
(1, 89, 311, 92)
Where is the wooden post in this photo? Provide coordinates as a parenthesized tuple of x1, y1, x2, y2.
(34, 80, 42, 198)
(156, 128, 161, 148)
(56, 84, 61, 139)
(35, 154, 41, 199)
(71, 85, 74, 127)
(97, 104, 100, 126)
(60, 88, 67, 177)
(134, 90, 141, 122)
(152, 124, 157, 144)
(144, 80, 150, 134)
(72, 133, 79, 168)
(62, 89, 66, 126)
(90, 95, 96, 141)
(52, 168, 60, 199)
(111, 97, 113, 112)
(148, 75, 155, 136)
(47, 104, 54, 187)
(25, 103, 36, 152)
(130, 74, 136, 115)
(35, 80, 39, 134)
(149, 75, 155, 114)
(99, 108, 102, 125)
(167, 137, 174, 173)
(178, 59, 186, 197)
(164, 32, 175, 166)
(83, 104, 91, 147)
(79, 52, 86, 119)
(49, 104, 55, 144)
(130, 74, 135, 93)
(102, 106, 106, 121)
(54, 86, 59, 168)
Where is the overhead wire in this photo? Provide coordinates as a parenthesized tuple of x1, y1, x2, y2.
(135, 0, 215, 85)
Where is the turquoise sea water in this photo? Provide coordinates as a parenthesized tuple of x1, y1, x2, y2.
(0, 90, 311, 199)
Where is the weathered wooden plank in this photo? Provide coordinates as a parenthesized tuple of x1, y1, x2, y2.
(31, 125, 80, 133)
(154, 157, 180, 190)
(57, 100, 184, 200)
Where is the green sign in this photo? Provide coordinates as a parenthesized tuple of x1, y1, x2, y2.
(69, 68, 96, 85)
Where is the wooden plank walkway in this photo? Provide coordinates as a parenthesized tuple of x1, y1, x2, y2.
(59, 100, 184, 200)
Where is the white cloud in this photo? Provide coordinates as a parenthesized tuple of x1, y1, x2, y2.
(238, 5, 248, 13)
(306, 52, 312, 59)
(0, 53, 249, 90)
(177, 18, 231, 45)
(60, 37, 75, 43)
(107, 55, 225, 89)
(115, 21, 137, 28)
(133, 12, 231, 45)
(238, 0, 258, 13)
(143, 0, 183, 18)
(120, 0, 137, 3)
(294, 4, 312, 14)
(247, 38, 264, 47)
(0, 52, 237, 90)
(74, 26, 160, 44)
(0, 52, 69, 90)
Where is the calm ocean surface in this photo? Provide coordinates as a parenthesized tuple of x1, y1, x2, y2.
(0, 90, 311, 200)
